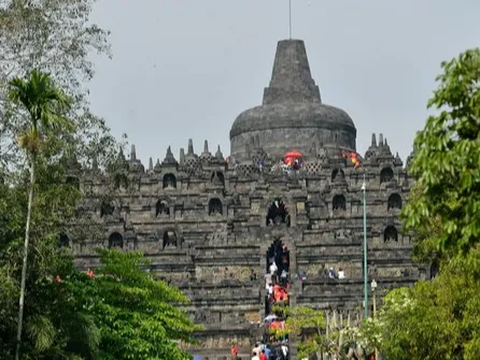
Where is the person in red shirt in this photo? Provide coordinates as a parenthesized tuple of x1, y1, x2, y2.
(259, 349, 267, 360)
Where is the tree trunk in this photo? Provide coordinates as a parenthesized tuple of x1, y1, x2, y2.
(15, 157, 35, 360)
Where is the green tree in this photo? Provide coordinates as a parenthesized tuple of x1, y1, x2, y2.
(403, 48, 480, 259)
(0, 126, 198, 359)
(375, 250, 480, 360)
(7, 69, 72, 360)
(273, 305, 365, 359)
(66, 250, 200, 360)
(0, 158, 101, 359)
(370, 48, 480, 359)
(0, 0, 115, 172)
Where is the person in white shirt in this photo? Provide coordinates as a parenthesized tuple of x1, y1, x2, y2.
(338, 268, 345, 279)
(280, 269, 288, 286)
(269, 261, 278, 275)
(264, 273, 272, 288)
(251, 352, 260, 360)
(267, 283, 273, 296)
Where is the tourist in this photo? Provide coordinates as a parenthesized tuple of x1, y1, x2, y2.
(338, 268, 345, 279)
(280, 269, 288, 287)
(269, 261, 278, 283)
(259, 349, 267, 360)
(269, 261, 278, 275)
(281, 343, 289, 359)
(252, 344, 261, 357)
(267, 283, 273, 296)
(328, 267, 336, 279)
(251, 352, 260, 360)
(264, 346, 271, 359)
(265, 272, 272, 288)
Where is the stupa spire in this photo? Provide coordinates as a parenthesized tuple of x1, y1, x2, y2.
(187, 139, 194, 156)
(263, 39, 321, 105)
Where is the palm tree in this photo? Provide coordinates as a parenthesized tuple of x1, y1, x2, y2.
(7, 69, 71, 360)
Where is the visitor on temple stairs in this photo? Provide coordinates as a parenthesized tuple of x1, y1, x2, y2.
(251, 351, 260, 360)
(281, 246, 289, 272)
(269, 261, 279, 283)
(264, 346, 271, 359)
(280, 269, 288, 287)
(267, 283, 273, 296)
(269, 261, 278, 276)
(259, 349, 267, 360)
(232, 345, 239, 357)
(328, 267, 336, 279)
(338, 268, 345, 279)
(265, 272, 272, 289)
(281, 343, 289, 359)
(252, 344, 261, 357)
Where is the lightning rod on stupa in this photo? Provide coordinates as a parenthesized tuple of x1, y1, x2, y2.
(289, 0, 292, 39)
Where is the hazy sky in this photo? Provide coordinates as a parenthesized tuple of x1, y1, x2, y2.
(88, 0, 480, 165)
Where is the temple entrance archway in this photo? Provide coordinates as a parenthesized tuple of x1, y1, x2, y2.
(266, 238, 290, 274)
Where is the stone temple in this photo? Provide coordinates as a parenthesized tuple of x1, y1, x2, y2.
(72, 39, 425, 358)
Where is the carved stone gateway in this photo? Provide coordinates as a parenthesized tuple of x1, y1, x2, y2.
(73, 38, 419, 359)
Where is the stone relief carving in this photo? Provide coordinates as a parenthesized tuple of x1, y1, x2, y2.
(334, 229, 352, 240)
(194, 308, 219, 324)
(206, 232, 226, 245)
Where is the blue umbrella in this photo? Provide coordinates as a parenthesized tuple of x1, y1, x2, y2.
(193, 356, 202, 360)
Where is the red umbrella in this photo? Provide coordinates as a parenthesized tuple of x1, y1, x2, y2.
(284, 151, 302, 159)
(284, 151, 303, 166)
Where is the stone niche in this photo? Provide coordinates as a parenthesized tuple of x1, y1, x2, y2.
(195, 266, 253, 284)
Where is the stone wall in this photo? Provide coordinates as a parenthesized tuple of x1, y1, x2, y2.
(68, 135, 419, 358)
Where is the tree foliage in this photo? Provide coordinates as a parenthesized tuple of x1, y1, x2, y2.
(7, 68, 74, 360)
(0, 79, 198, 358)
(283, 306, 326, 358)
(0, 2, 199, 358)
(0, 0, 116, 171)
(274, 305, 366, 360)
(403, 48, 480, 259)
(372, 48, 480, 359)
(375, 250, 480, 360)
(0, 160, 99, 359)
(67, 250, 200, 360)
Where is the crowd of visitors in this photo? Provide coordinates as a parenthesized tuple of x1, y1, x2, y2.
(251, 240, 291, 359)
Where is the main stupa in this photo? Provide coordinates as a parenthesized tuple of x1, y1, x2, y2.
(229, 39, 357, 161)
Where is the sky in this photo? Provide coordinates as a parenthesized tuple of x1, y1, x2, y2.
(87, 0, 480, 165)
